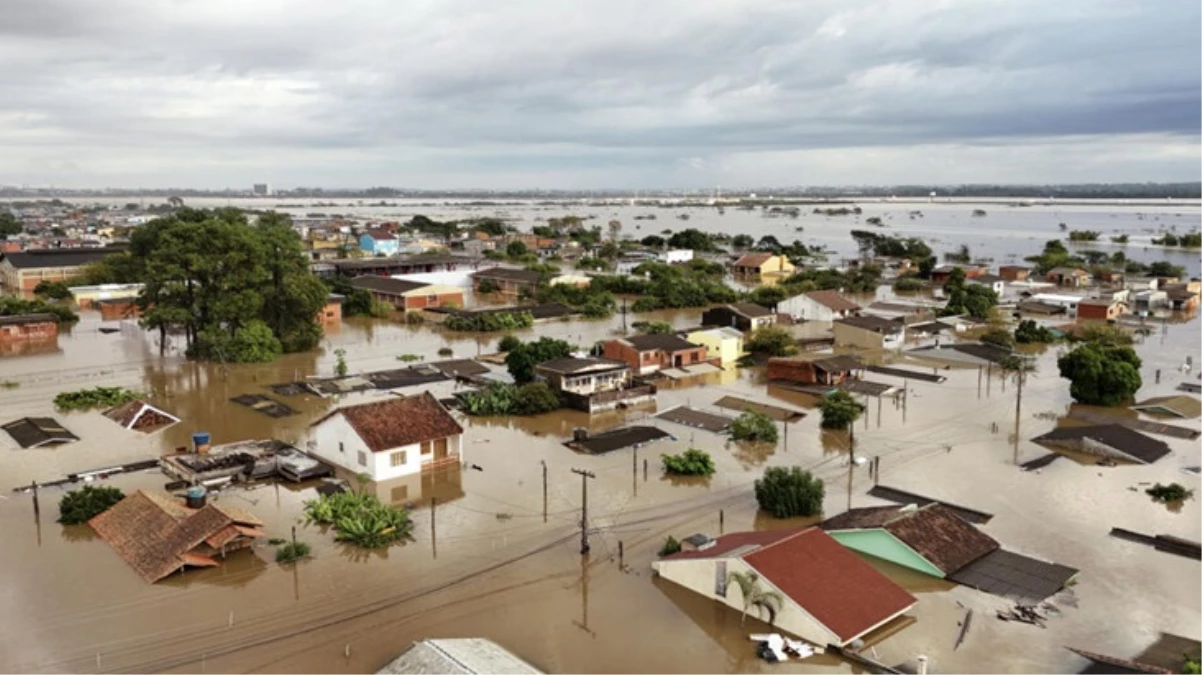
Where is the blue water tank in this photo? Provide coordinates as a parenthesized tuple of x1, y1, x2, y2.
(192, 432, 211, 452)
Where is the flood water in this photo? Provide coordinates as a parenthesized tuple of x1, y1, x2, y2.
(0, 201, 1200, 673)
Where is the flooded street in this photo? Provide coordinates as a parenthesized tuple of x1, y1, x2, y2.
(0, 201, 1199, 673)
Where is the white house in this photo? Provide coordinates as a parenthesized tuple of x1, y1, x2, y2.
(778, 290, 861, 322)
(1029, 293, 1088, 317)
(652, 527, 916, 648)
(657, 249, 694, 264)
(308, 392, 464, 482)
(968, 273, 1006, 297)
(535, 357, 631, 395)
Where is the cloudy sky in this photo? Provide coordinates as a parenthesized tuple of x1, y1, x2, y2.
(1, 0, 1199, 189)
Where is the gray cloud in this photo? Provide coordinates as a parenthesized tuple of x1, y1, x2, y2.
(0, 0, 1198, 189)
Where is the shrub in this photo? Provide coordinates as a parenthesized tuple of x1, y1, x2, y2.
(445, 310, 534, 332)
(755, 467, 825, 518)
(397, 353, 422, 362)
(33, 280, 73, 300)
(504, 337, 574, 383)
(54, 386, 144, 412)
(658, 536, 682, 557)
(634, 321, 674, 335)
(513, 382, 561, 414)
(193, 319, 282, 363)
(58, 485, 125, 525)
(893, 276, 924, 291)
(1146, 483, 1194, 503)
(818, 390, 864, 430)
(1110, 234, 1129, 244)
(461, 381, 561, 415)
(731, 410, 778, 443)
(745, 327, 797, 357)
(267, 537, 287, 546)
(1015, 320, 1057, 344)
(438, 347, 454, 357)
(0, 296, 78, 323)
(404, 311, 424, 325)
(1068, 230, 1100, 241)
(333, 348, 348, 377)
(498, 334, 522, 352)
(979, 327, 1015, 349)
(661, 448, 717, 476)
(303, 491, 413, 549)
(476, 278, 500, 294)
(275, 541, 312, 564)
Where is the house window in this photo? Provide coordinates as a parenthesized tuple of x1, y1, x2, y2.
(339, 442, 344, 453)
(715, 561, 728, 597)
(427, 295, 439, 304)
(421, 441, 432, 455)
(357, 451, 368, 467)
(391, 451, 407, 467)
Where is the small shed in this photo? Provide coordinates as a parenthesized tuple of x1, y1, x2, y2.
(2, 417, 80, 448)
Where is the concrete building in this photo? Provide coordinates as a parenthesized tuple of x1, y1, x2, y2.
(657, 249, 694, 264)
(833, 315, 906, 350)
(701, 303, 777, 332)
(535, 357, 631, 396)
(779, 290, 861, 322)
(652, 527, 916, 648)
(1076, 297, 1126, 321)
(68, 283, 144, 309)
(1046, 267, 1091, 287)
(686, 327, 744, 365)
(968, 273, 1005, 297)
(1028, 293, 1087, 316)
(308, 393, 464, 481)
(998, 265, 1031, 282)
(930, 264, 988, 285)
(0, 314, 58, 354)
(602, 334, 708, 375)
(767, 355, 862, 386)
(471, 267, 542, 297)
(319, 294, 343, 330)
(349, 276, 464, 311)
(0, 246, 127, 296)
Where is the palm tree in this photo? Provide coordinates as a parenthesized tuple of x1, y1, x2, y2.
(726, 570, 784, 626)
(1000, 355, 1037, 464)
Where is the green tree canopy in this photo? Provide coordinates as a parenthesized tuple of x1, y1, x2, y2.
(755, 467, 824, 518)
(1057, 342, 1142, 406)
(818, 390, 864, 430)
(505, 337, 575, 383)
(0, 211, 21, 238)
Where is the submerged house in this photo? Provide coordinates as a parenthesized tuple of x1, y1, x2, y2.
(820, 504, 1078, 602)
(378, 639, 542, 675)
(309, 392, 465, 481)
(832, 315, 905, 350)
(702, 303, 777, 332)
(780, 290, 861, 322)
(102, 400, 180, 434)
(686, 327, 744, 365)
(652, 527, 916, 648)
(2, 416, 79, 448)
(535, 357, 654, 413)
(602, 334, 708, 375)
(1031, 424, 1171, 464)
(732, 253, 795, 278)
(90, 490, 265, 583)
(767, 355, 863, 386)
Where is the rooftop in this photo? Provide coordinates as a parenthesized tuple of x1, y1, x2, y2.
(1131, 395, 1202, 419)
(0, 313, 59, 327)
(620, 333, 700, 352)
(311, 392, 463, 452)
(821, 503, 1000, 575)
(728, 302, 774, 318)
(835, 315, 903, 333)
(377, 639, 542, 675)
(471, 267, 542, 284)
(733, 252, 774, 268)
(0, 246, 128, 269)
(1032, 424, 1172, 464)
(2, 417, 79, 448)
(805, 290, 862, 312)
(972, 274, 1005, 284)
(349, 276, 431, 295)
(102, 400, 180, 433)
(535, 357, 629, 376)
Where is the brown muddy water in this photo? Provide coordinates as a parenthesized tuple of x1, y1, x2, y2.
(0, 306, 1199, 674)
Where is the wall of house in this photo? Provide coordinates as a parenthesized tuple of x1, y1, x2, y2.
(402, 289, 465, 310)
(652, 556, 841, 646)
(688, 332, 742, 365)
(602, 342, 651, 374)
(779, 296, 834, 322)
(309, 414, 382, 478)
(827, 530, 945, 578)
(0, 320, 58, 343)
(1077, 304, 1116, 321)
(762, 256, 795, 276)
(547, 369, 629, 395)
(832, 323, 886, 351)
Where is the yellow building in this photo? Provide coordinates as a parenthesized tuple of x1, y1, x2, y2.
(686, 327, 744, 365)
(732, 253, 796, 278)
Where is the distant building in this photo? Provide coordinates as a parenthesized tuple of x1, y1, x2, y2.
(308, 393, 465, 481)
(657, 249, 694, 264)
(470, 267, 542, 297)
(998, 265, 1030, 282)
(535, 357, 653, 413)
(349, 276, 464, 311)
(319, 294, 343, 330)
(732, 253, 794, 278)
(0, 246, 127, 296)
(1045, 267, 1091, 288)
(252, 183, 273, 196)
(967, 273, 1005, 297)
(930, 264, 988, 285)
(68, 282, 144, 309)
(767, 355, 862, 386)
(1076, 297, 1126, 321)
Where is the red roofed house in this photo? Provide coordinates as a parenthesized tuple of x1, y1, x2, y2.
(308, 392, 465, 481)
(652, 527, 916, 648)
(90, 490, 266, 583)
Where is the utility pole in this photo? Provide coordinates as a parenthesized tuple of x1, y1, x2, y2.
(621, 297, 628, 335)
(541, 460, 547, 523)
(431, 497, 437, 559)
(571, 468, 596, 554)
(1014, 367, 1026, 465)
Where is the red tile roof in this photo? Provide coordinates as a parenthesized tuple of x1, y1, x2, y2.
(734, 253, 774, 268)
(804, 290, 862, 312)
(742, 528, 917, 642)
(313, 392, 463, 453)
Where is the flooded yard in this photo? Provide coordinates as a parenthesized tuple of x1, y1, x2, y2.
(0, 287, 1199, 672)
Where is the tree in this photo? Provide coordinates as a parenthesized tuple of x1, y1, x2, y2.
(1147, 261, 1185, 278)
(506, 240, 528, 258)
(505, 337, 574, 383)
(0, 211, 21, 238)
(498, 334, 522, 352)
(659, 536, 683, 557)
(667, 228, 716, 252)
(1014, 320, 1056, 344)
(818, 390, 864, 430)
(756, 235, 783, 253)
(748, 286, 789, 308)
(334, 348, 348, 377)
(607, 220, 622, 240)
(725, 570, 784, 626)
(1146, 483, 1193, 503)
(754, 467, 824, 518)
(945, 244, 972, 263)
(640, 235, 666, 249)
(732, 234, 755, 249)
(661, 448, 717, 476)
(256, 212, 329, 353)
(33, 280, 73, 300)
(731, 410, 778, 443)
(1057, 342, 1142, 406)
(58, 485, 125, 524)
(744, 327, 797, 357)
(513, 382, 562, 414)
(197, 319, 283, 363)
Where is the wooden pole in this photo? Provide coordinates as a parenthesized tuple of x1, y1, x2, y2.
(618, 541, 624, 570)
(541, 461, 547, 523)
(571, 468, 596, 554)
(719, 509, 725, 535)
(977, 365, 982, 398)
(431, 497, 438, 559)
(1014, 369, 1025, 465)
(986, 362, 992, 397)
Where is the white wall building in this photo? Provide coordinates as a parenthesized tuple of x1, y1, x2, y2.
(308, 392, 464, 482)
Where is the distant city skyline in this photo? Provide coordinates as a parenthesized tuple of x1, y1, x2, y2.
(2, 0, 1199, 189)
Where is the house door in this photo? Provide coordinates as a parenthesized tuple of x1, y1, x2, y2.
(433, 437, 449, 460)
